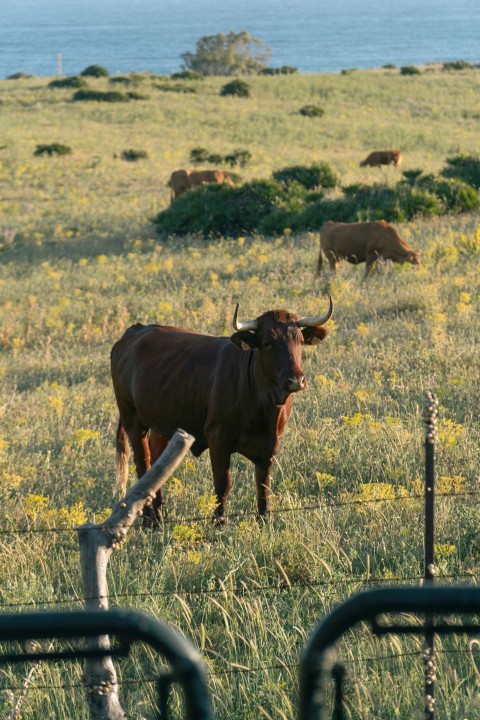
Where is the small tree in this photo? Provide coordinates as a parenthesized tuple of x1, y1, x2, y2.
(181, 31, 271, 76)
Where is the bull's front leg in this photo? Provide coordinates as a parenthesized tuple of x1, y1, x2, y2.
(255, 459, 273, 519)
(209, 446, 232, 525)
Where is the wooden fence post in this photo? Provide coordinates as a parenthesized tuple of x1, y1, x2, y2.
(78, 428, 195, 720)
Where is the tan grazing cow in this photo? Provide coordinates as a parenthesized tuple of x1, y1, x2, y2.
(360, 150, 403, 167)
(317, 220, 420, 278)
(168, 169, 235, 202)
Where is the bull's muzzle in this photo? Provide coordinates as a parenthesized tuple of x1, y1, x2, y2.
(284, 374, 307, 392)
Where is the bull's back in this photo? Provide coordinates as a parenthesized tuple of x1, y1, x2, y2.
(111, 324, 229, 443)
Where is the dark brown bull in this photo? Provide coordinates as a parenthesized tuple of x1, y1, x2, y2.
(360, 150, 403, 167)
(110, 299, 333, 525)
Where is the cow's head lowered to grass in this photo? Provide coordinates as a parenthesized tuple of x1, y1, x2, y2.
(111, 296, 333, 526)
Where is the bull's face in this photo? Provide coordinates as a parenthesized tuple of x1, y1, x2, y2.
(230, 300, 333, 404)
(409, 251, 420, 266)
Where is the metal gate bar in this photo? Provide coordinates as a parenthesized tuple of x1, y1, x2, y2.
(0, 609, 212, 720)
(299, 586, 480, 720)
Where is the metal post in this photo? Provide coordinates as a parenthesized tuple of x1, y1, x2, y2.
(423, 391, 438, 718)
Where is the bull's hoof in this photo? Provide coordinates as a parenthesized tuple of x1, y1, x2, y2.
(212, 513, 227, 527)
(256, 512, 271, 526)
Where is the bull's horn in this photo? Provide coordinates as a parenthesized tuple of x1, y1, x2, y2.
(296, 294, 334, 327)
(232, 303, 258, 332)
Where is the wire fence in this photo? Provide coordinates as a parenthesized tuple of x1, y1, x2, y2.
(1, 572, 479, 611)
(1, 489, 478, 536)
(0, 647, 478, 692)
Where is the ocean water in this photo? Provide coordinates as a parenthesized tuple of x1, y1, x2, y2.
(1, 0, 479, 78)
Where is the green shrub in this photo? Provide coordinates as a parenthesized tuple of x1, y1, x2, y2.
(224, 149, 252, 167)
(220, 79, 251, 97)
(6, 71, 33, 80)
(273, 163, 337, 190)
(80, 64, 109, 78)
(441, 154, 480, 189)
(442, 60, 474, 71)
(153, 179, 289, 237)
(299, 104, 324, 118)
(382, 63, 397, 69)
(156, 82, 196, 94)
(109, 76, 136, 85)
(400, 65, 421, 75)
(190, 147, 210, 163)
(72, 89, 130, 102)
(126, 91, 149, 100)
(190, 147, 252, 166)
(402, 169, 425, 186)
(417, 176, 480, 213)
(171, 70, 204, 80)
(33, 143, 72, 157)
(207, 153, 223, 164)
(49, 76, 87, 89)
(259, 66, 298, 75)
(120, 149, 148, 161)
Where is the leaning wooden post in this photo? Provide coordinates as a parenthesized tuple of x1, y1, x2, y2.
(78, 428, 195, 720)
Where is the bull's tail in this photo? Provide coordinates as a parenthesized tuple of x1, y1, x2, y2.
(115, 418, 130, 496)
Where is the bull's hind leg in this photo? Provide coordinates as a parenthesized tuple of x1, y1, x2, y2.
(146, 431, 170, 523)
(118, 409, 159, 527)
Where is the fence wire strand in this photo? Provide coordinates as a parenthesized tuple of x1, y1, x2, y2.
(0, 490, 478, 537)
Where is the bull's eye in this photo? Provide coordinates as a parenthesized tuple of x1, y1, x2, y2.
(263, 342, 271, 350)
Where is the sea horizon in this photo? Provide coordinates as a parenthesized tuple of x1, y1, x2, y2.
(1, 0, 479, 79)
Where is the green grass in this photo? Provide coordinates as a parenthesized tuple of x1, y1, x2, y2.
(1, 66, 480, 718)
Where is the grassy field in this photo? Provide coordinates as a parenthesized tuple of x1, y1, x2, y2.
(1, 65, 480, 718)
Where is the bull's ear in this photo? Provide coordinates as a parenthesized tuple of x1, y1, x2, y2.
(230, 330, 260, 351)
(302, 327, 328, 346)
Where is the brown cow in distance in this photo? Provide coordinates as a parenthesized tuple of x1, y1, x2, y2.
(360, 150, 403, 167)
(168, 168, 235, 201)
(111, 298, 333, 526)
(317, 220, 419, 278)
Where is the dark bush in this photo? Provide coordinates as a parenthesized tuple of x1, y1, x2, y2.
(442, 60, 474, 71)
(400, 65, 421, 75)
(259, 66, 298, 75)
(299, 104, 324, 118)
(441, 154, 480, 189)
(273, 163, 338, 190)
(171, 70, 204, 80)
(6, 71, 33, 80)
(402, 169, 425, 186)
(153, 169, 479, 238)
(220, 79, 251, 97)
(224, 149, 252, 167)
(34, 143, 72, 157)
(207, 153, 223, 164)
(156, 82, 196, 94)
(190, 147, 210, 163)
(382, 63, 397, 69)
(120, 149, 148, 161)
(72, 89, 130, 102)
(417, 176, 480, 213)
(110, 76, 136, 85)
(126, 91, 149, 100)
(81, 64, 109, 78)
(153, 179, 291, 237)
(49, 76, 87, 89)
